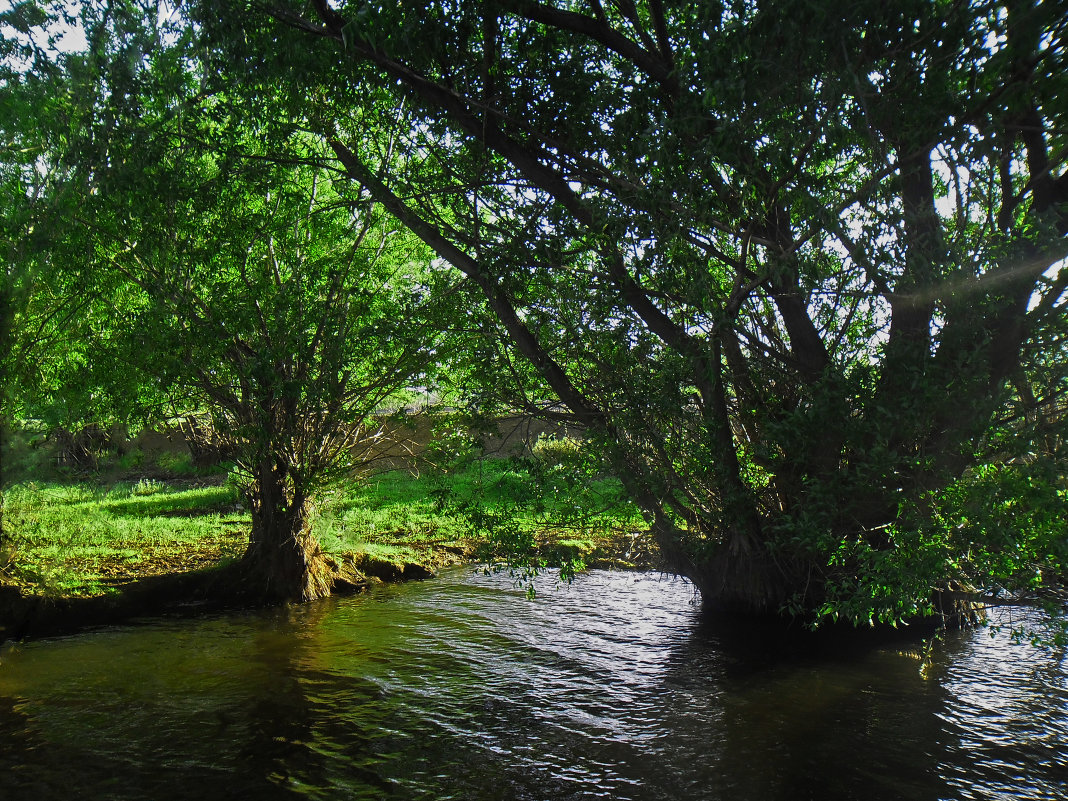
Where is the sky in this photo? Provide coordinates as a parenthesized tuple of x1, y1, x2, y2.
(1, 0, 89, 58)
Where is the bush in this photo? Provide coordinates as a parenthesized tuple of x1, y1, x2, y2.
(1, 424, 58, 485)
(530, 435, 585, 469)
(115, 448, 145, 471)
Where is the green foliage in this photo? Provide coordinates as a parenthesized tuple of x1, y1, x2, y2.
(8, 0, 1068, 625)
(196, 0, 1068, 626)
(935, 461, 1068, 603)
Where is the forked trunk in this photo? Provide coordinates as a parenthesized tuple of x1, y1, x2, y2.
(240, 468, 335, 604)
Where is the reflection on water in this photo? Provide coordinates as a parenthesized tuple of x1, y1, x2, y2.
(1, 568, 1066, 800)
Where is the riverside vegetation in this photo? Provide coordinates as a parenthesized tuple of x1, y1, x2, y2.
(0, 427, 657, 639)
(2, 1, 1066, 636)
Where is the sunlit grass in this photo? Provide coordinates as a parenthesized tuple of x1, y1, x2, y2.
(315, 463, 648, 567)
(1, 461, 652, 599)
(317, 470, 465, 548)
(1, 481, 247, 597)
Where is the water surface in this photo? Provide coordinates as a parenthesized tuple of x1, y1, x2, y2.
(1, 568, 1065, 800)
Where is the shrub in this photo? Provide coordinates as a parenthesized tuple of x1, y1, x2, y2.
(530, 435, 585, 469)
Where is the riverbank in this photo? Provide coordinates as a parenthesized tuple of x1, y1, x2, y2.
(0, 548, 445, 642)
(1, 468, 658, 641)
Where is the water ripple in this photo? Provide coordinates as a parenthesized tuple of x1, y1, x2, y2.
(1, 570, 1066, 800)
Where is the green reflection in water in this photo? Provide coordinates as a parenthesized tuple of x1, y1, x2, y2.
(1, 570, 1065, 801)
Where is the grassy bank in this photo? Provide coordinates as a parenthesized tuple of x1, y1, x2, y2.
(1, 479, 247, 598)
(0, 460, 657, 602)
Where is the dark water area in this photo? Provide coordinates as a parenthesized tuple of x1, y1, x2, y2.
(1, 568, 1066, 800)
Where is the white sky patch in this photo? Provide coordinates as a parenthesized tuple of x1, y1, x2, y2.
(2, 1, 181, 69)
(0, 0, 88, 57)
(930, 148, 975, 221)
(1032, 257, 1067, 312)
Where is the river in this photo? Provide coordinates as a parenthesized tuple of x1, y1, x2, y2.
(1, 568, 1066, 800)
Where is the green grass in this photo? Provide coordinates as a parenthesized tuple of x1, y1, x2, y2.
(1, 460, 652, 599)
(318, 471, 463, 543)
(330, 460, 651, 581)
(316, 461, 643, 550)
(1, 481, 247, 597)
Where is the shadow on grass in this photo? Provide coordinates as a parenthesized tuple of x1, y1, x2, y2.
(100, 487, 239, 518)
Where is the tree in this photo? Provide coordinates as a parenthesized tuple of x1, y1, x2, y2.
(1, 2, 172, 444)
(2, 1, 108, 538)
(195, 0, 1068, 624)
(5, 1, 445, 602)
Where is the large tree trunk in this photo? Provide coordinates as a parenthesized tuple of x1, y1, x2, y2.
(664, 525, 979, 628)
(665, 537, 794, 618)
(239, 464, 335, 604)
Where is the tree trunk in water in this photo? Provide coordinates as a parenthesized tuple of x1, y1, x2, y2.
(240, 468, 335, 604)
(656, 518, 981, 629)
(659, 535, 795, 618)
